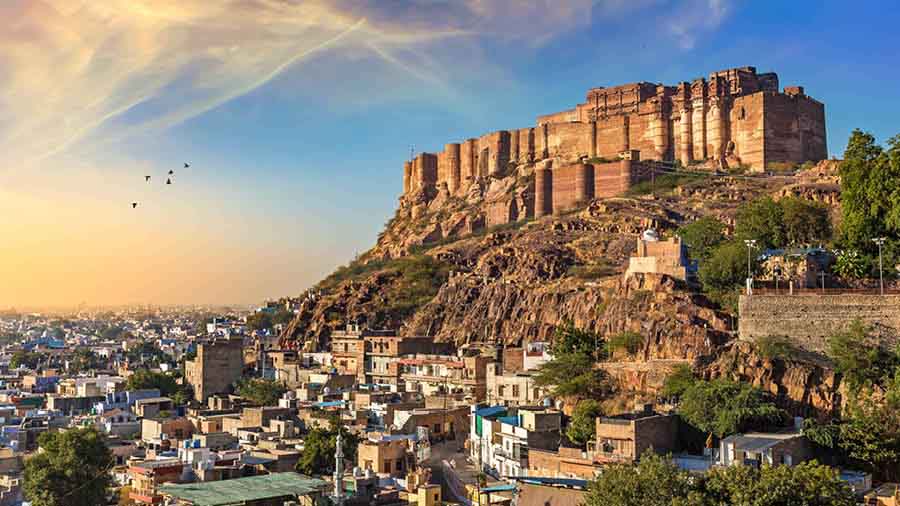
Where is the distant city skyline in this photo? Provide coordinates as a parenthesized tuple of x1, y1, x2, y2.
(2, 0, 900, 306)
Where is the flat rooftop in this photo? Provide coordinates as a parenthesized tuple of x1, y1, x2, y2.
(159, 473, 327, 505)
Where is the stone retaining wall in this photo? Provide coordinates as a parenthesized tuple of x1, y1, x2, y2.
(738, 294, 900, 352)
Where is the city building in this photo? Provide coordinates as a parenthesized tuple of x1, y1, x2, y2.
(185, 337, 244, 402)
(591, 404, 679, 463)
(717, 430, 812, 467)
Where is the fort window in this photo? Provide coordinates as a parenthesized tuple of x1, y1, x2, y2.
(739, 107, 746, 120)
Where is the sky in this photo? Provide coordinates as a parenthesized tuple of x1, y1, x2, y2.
(1, 0, 899, 308)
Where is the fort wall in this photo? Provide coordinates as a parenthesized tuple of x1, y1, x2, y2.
(738, 294, 900, 353)
(400, 66, 827, 230)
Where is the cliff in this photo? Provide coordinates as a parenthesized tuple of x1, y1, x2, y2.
(279, 155, 848, 416)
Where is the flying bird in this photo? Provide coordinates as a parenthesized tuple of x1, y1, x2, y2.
(131, 202, 138, 209)
(184, 162, 190, 168)
(145, 176, 151, 182)
(168, 169, 174, 175)
(166, 178, 172, 185)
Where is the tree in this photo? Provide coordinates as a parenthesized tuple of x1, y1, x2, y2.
(780, 196, 831, 246)
(550, 320, 604, 359)
(677, 217, 726, 261)
(567, 399, 602, 446)
(677, 379, 789, 438)
(661, 364, 696, 400)
(126, 369, 179, 396)
(10, 350, 43, 370)
(826, 319, 897, 391)
(837, 391, 900, 481)
(24, 428, 113, 506)
(236, 378, 287, 406)
(584, 453, 696, 506)
(533, 352, 613, 400)
(839, 130, 900, 251)
(702, 461, 856, 506)
(296, 426, 359, 476)
(735, 197, 785, 249)
(69, 349, 102, 374)
(699, 240, 756, 291)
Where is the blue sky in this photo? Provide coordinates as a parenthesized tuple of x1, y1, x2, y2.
(2, 0, 899, 306)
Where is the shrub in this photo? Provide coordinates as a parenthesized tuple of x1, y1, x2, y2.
(607, 331, 643, 356)
(755, 335, 801, 361)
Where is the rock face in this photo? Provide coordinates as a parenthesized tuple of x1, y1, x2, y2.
(702, 341, 841, 419)
(281, 157, 848, 416)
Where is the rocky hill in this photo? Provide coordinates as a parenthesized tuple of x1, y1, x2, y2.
(280, 160, 843, 418)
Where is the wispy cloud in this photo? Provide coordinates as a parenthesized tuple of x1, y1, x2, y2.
(0, 0, 734, 171)
(0, 0, 613, 169)
(666, 0, 731, 50)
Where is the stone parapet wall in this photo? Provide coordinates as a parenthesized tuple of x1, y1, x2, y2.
(738, 294, 900, 353)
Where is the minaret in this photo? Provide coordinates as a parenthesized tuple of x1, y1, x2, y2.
(333, 432, 344, 506)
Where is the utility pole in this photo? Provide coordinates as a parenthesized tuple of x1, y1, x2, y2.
(873, 237, 887, 295)
(743, 239, 757, 294)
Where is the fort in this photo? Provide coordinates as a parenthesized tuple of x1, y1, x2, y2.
(401, 66, 826, 220)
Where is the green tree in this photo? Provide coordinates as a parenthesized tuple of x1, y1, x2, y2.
(584, 453, 696, 506)
(780, 196, 832, 246)
(826, 319, 897, 391)
(699, 240, 756, 291)
(702, 461, 855, 506)
(24, 428, 113, 506)
(533, 352, 614, 400)
(839, 130, 900, 251)
(296, 426, 359, 476)
(677, 379, 790, 438)
(126, 369, 179, 396)
(236, 378, 287, 406)
(661, 364, 696, 400)
(69, 349, 103, 374)
(838, 391, 900, 481)
(735, 197, 785, 249)
(551, 320, 605, 358)
(10, 351, 43, 370)
(567, 399, 602, 446)
(677, 217, 726, 261)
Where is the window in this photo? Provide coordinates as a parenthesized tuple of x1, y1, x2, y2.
(384, 461, 391, 473)
(396, 460, 403, 471)
(512, 385, 520, 398)
(434, 423, 441, 433)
